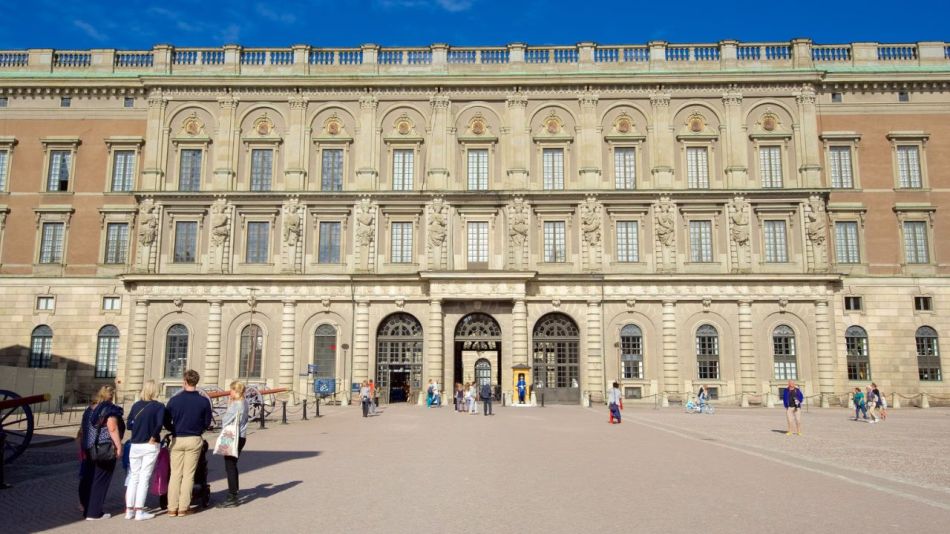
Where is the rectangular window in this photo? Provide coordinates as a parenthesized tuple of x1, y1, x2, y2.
(321, 149, 343, 191)
(245, 222, 270, 264)
(36, 296, 55, 311)
(103, 223, 129, 264)
(392, 149, 414, 191)
(173, 221, 198, 263)
(111, 150, 136, 192)
(543, 221, 566, 262)
(844, 296, 862, 311)
(102, 296, 122, 311)
(318, 221, 341, 264)
(178, 149, 202, 191)
(0, 150, 8, 191)
(616, 221, 639, 263)
(914, 296, 933, 311)
(46, 150, 71, 191)
(0, 97, 7, 107)
(95, 334, 119, 378)
(898, 91, 910, 103)
(896, 146, 922, 188)
(759, 146, 783, 188)
(249, 149, 273, 191)
(763, 221, 788, 263)
(61, 96, 71, 107)
(829, 147, 853, 188)
(542, 148, 564, 190)
(614, 148, 636, 189)
(903, 221, 929, 264)
(124, 97, 135, 108)
(467, 221, 489, 264)
(686, 147, 709, 189)
(467, 149, 489, 190)
(834, 221, 860, 264)
(831, 93, 843, 103)
(390, 222, 413, 263)
(39, 222, 65, 263)
(688, 220, 713, 262)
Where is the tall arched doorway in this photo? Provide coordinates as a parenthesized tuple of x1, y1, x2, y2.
(454, 313, 501, 394)
(376, 313, 423, 403)
(532, 313, 580, 404)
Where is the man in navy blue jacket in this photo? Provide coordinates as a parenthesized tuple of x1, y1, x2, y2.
(164, 369, 212, 516)
(783, 380, 804, 436)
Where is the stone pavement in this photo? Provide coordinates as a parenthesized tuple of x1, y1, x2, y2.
(2, 404, 949, 533)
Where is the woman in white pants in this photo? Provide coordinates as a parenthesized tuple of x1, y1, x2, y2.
(124, 380, 166, 520)
(468, 383, 478, 414)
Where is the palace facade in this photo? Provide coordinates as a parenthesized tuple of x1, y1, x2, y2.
(0, 40, 947, 405)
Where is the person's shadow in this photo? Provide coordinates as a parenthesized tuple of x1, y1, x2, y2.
(232, 481, 302, 505)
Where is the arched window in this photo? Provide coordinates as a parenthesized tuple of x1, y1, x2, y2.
(532, 313, 580, 392)
(620, 324, 643, 380)
(772, 325, 797, 380)
(376, 313, 424, 399)
(240, 324, 263, 378)
(95, 325, 120, 379)
(313, 324, 337, 378)
(916, 326, 941, 381)
(845, 325, 870, 380)
(165, 324, 189, 378)
(475, 358, 492, 387)
(696, 324, 719, 380)
(29, 325, 53, 368)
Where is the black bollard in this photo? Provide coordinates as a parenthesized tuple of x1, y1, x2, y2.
(302, 399, 308, 420)
(316, 397, 321, 417)
(0, 432, 10, 489)
(541, 391, 545, 408)
(258, 402, 266, 430)
(281, 400, 288, 424)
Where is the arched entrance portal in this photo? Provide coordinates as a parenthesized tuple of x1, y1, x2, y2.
(454, 313, 501, 395)
(532, 313, 580, 404)
(376, 313, 423, 403)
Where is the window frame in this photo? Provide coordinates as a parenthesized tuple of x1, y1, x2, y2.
(615, 220, 640, 263)
(0, 136, 17, 193)
(914, 296, 934, 313)
(757, 145, 785, 188)
(163, 323, 189, 379)
(104, 137, 144, 193)
(688, 219, 714, 263)
(29, 325, 53, 369)
(820, 132, 862, 189)
(466, 220, 490, 267)
(915, 326, 942, 382)
(103, 222, 130, 265)
(247, 147, 275, 192)
(96, 206, 136, 270)
(900, 219, 931, 265)
(244, 220, 271, 264)
(684, 145, 711, 189)
(843, 295, 863, 312)
(620, 324, 644, 380)
(887, 132, 929, 190)
(238, 323, 264, 379)
(771, 325, 798, 380)
(541, 147, 566, 191)
(94, 325, 120, 379)
(695, 324, 720, 380)
(542, 220, 567, 263)
(317, 220, 343, 264)
(172, 219, 200, 264)
(320, 148, 345, 192)
(762, 219, 789, 263)
(389, 147, 418, 191)
(845, 325, 870, 381)
(466, 147, 490, 191)
(389, 221, 414, 264)
(40, 137, 81, 193)
(833, 220, 861, 265)
(175, 145, 207, 192)
(35, 295, 55, 312)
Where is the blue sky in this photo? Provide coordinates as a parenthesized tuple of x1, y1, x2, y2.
(2, 0, 948, 49)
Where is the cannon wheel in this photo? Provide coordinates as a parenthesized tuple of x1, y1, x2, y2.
(198, 386, 228, 429)
(244, 385, 274, 422)
(0, 390, 34, 464)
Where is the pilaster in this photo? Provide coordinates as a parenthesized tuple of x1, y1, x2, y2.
(504, 93, 529, 189)
(141, 92, 168, 190)
(354, 95, 379, 190)
(814, 298, 835, 401)
(284, 94, 308, 190)
(279, 300, 297, 391)
(205, 299, 223, 388)
(795, 86, 822, 187)
(426, 94, 451, 190)
(512, 298, 528, 368)
(661, 299, 678, 394)
(353, 299, 370, 384)
(650, 93, 674, 188)
(577, 92, 602, 188)
(586, 299, 604, 402)
(428, 299, 444, 384)
(722, 91, 749, 188)
(738, 299, 756, 395)
(212, 94, 239, 191)
(127, 298, 149, 397)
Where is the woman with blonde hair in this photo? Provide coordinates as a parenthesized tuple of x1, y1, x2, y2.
(218, 380, 249, 508)
(124, 380, 166, 520)
(78, 385, 125, 520)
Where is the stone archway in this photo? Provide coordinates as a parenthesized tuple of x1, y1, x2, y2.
(454, 313, 501, 395)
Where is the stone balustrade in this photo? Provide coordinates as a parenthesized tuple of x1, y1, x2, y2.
(0, 40, 948, 76)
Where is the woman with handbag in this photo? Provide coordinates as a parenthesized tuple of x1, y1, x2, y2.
(78, 385, 125, 520)
(124, 380, 166, 520)
(216, 381, 248, 508)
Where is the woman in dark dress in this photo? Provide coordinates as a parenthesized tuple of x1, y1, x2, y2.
(78, 385, 125, 520)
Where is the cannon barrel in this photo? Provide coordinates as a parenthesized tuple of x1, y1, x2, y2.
(205, 387, 288, 399)
(0, 393, 49, 411)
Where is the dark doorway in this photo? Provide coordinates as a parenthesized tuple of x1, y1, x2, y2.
(532, 312, 580, 404)
(375, 313, 423, 403)
(454, 313, 501, 396)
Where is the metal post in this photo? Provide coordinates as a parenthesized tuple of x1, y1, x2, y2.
(57, 395, 64, 414)
(0, 432, 10, 489)
(541, 391, 545, 408)
(258, 402, 266, 429)
(316, 397, 320, 417)
(302, 399, 308, 420)
(281, 400, 288, 424)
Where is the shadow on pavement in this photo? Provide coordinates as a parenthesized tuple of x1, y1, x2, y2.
(204, 450, 321, 485)
(234, 480, 303, 505)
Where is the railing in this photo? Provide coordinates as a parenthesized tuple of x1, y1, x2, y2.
(0, 41, 947, 75)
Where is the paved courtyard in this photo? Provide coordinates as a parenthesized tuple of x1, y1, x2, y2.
(3, 404, 950, 533)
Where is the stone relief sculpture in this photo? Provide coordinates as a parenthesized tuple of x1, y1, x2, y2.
(806, 195, 829, 272)
(507, 197, 530, 270)
(354, 197, 377, 271)
(426, 197, 448, 270)
(208, 199, 233, 273)
(728, 196, 751, 273)
(135, 199, 160, 273)
(281, 198, 305, 272)
(654, 197, 677, 272)
(579, 197, 602, 270)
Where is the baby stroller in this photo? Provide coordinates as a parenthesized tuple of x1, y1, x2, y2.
(155, 435, 212, 510)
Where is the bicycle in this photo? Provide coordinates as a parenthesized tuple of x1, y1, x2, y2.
(685, 398, 715, 414)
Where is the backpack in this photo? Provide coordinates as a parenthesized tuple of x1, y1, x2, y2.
(480, 384, 491, 399)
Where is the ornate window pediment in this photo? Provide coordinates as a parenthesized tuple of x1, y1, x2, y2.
(457, 113, 498, 143)
(532, 110, 573, 143)
(677, 112, 718, 141)
(312, 113, 353, 144)
(242, 113, 282, 145)
(173, 113, 211, 144)
(384, 113, 423, 143)
(749, 110, 792, 140)
(605, 113, 646, 142)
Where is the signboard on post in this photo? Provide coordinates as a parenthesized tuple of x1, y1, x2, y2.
(307, 364, 318, 375)
(313, 378, 336, 397)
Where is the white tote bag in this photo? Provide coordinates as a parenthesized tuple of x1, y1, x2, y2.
(213, 416, 240, 458)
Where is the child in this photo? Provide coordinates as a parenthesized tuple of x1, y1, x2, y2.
(853, 387, 867, 421)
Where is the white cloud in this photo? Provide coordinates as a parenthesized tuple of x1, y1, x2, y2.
(435, 0, 473, 11)
(73, 20, 107, 41)
(377, 0, 474, 12)
(256, 3, 297, 24)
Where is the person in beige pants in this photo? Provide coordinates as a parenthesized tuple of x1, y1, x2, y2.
(163, 370, 212, 516)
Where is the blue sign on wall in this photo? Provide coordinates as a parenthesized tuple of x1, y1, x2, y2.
(314, 378, 336, 396)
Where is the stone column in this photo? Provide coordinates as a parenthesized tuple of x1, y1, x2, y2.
(661, 300, 678, 395)
(212, 94, 238, 191)
(722, 91, 749, 188)
(204, 299, 223, 388)
(353, 299, 370, 384)
(141, 92, 167, 191)
(814, 298, 835, 406)
(279, 300, 296, 392)
(577, 92, 601, 189)
(737, 299, 756, 401)
(586, 300, 604, 403)
(504, 93, 529, 189)
(127, 298, 149, 397)
(649, 93, 674, 188)
(354, 95, 378, 190)
(512, 298, 528, 367)
(795, 87, 822, 188)
(428, 299, 444, 385)
(284, 94, 308, 190)
(426, 95, 450, 190)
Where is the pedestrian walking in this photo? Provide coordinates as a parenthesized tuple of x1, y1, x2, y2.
(217, 381, 249, 508)
(455, 383, 464, 412)
(480, 382, 493, 416)
(79, 385, 125, 520)
(368, 379, 377, 415)
(853, 387, 867, 421)
(783, 380, 803, 436)
(164, 369, 212, 517)
(608, 382, 623, 424)
(124, 380, 165, 521)
(426, 379, 434, 407)
(433, 380, 442, 406)
(360, 380, 371, 417)
(874, 383, 888, 420)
